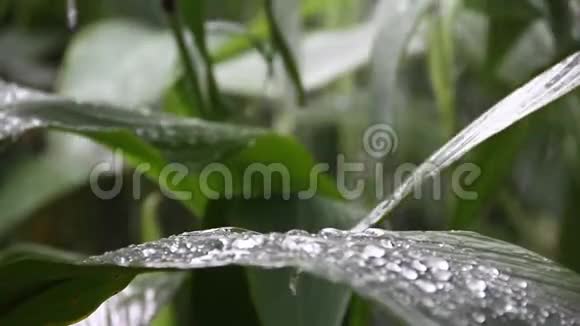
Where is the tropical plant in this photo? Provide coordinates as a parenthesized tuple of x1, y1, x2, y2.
(0, 0, 579, 325)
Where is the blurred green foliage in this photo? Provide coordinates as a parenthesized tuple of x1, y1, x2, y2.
(0, 0, 580, 325)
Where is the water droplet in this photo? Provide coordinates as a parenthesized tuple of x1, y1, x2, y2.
(472, 312, 486, 323)
(386, 262, 402, 273)
(426, 257, 449, 271)
(433, 270, 452, 282)
(362, 245, 386, 258)
(462, 264, 473, 272)
(289, 269, 301, 296)
(478, 265, 499, 277)
(415, 279, 437, 293)
(363, 228, 386, 237)
(380, 239, 394, 248)
(142, 248, 156, 257)
(411, 260, 427, 272)
(320, 228, 342, 238)
(233, 237, 263, 249)
(401, 267, 418, 280)
(301, 242, 322, 255)
(514, 279, 528, 289)
(467, 279, 487, 293)
(168, 242, 179, 253)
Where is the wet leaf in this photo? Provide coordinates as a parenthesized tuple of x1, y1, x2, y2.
(355, 51, 580, 230)
(0, 81, 336, 215)
(5, 227, 579, 325)
(207, 197, 363, 326)
(0, 81, 259, 214)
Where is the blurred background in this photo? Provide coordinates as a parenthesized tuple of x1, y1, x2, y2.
(0, 0, 580, 323)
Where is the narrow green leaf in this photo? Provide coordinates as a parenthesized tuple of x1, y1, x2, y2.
(163, 3, 207, 118)
(465, 0, 544, 72)
(545, 0, 576, 53)
(141, 192, 164, 242)
(181, 0, 225, 119)
(355, 51, 580, 230)
(428, 0, 458, 137)
(212, 0, 336, 62)
(347, 296, 371, 326)
(264, 0, 306, 106)
(370, 0, 433, 123)
(216, 21, 379, 99)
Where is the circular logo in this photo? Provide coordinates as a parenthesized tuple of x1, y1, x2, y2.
(363, 124, 399, 159)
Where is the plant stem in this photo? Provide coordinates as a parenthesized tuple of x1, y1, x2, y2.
(163, 0, 208, 118)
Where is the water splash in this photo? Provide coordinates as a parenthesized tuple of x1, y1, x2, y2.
(354, 51, 580, 231)
(85, 227, 580, 326)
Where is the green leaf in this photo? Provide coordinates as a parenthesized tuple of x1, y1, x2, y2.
(347, 296, 371, 326)
(163, 5, 207, 118)
(211, 0, 337, 63)
(0, 248, 137, 325)
(0, 84, 257, 214)
(206, 197, 364, 326)
(201, 190, 364, 326)
(8, 227, 580, 325)
(450, 122, 529, 229)
(465, 0, 544, 72)
(0, 133, 107, 235)
(246, 268, 349, 326)
(180, 0, 224, 118)
(189, 204, 262, 326)
(73, 273, 185, 326)
(546, 0, 576, 52)
(428, 0, 459, 137)
(497, 20, 556, 85)
(0, 81, 339, 215)
(216, 21, 381, 99)
(370, 0, 433, 123)
(191, 266, 262, 326)
(355, 51, 580, 230)
(58, 20, 181, 108)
